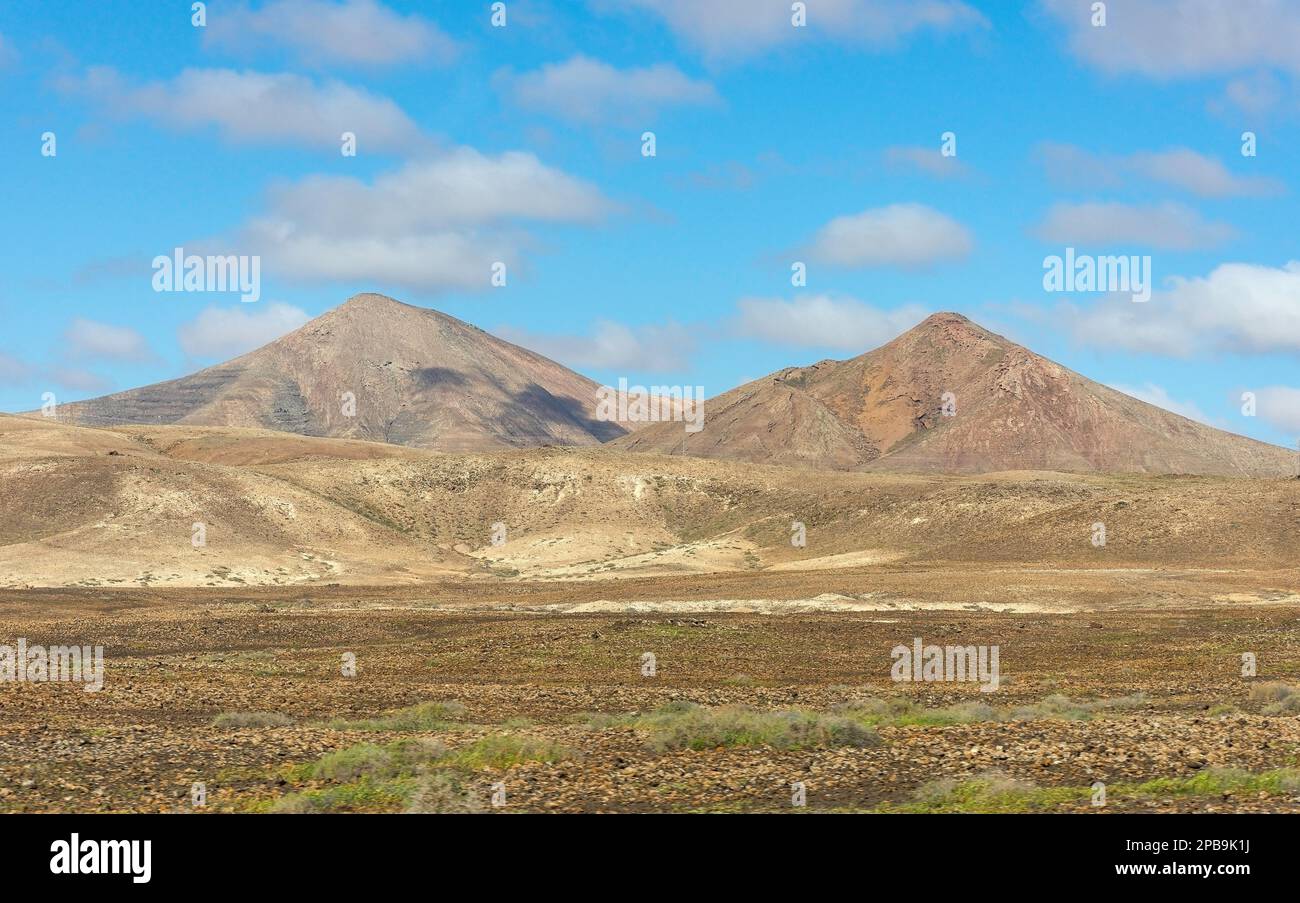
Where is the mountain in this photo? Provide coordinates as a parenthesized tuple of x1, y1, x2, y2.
(611, 312, 1296, 477)
(52, 293, 627, 452)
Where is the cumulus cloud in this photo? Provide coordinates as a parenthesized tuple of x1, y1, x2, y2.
(63, 318, 154, 362)
(1035, 201, 1236, 250)
(1254, 386, 1300, 435)
(1065, 260, 1300, 356)
(734, 295, 925, 350)
(498, 55, 718, 123)
(1042, 0, 1300, 77)
(884, 146, 968, 179)
(495, 320, 697, 372)
(204, 0, 456, 67)
(59, 66, 425, 152)
(805, 203, 973, 268)
(237, 148, 614, 291)
(178, 303, 312, 360)
(1036, 143, 1281, 197)
(601, 0, 987, 60)
(1108, 382, 1215, 425)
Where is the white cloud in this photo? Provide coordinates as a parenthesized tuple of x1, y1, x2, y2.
(50, 367, 111, 393)
(805, 203, 973, 268)
(734, 295, 925, 350)
(496, 320, 696, 372)
(205, 0, 456, 67)
(498, 55, 718, 123)
(884, 145, 968, 179)
(1131, 148, 1281, 197)
(237, 149, 613, 291)
(1255, 386, 1300, 435)
(63, 318, 154, 362)
(0, 352, 34, 382)
(1034, 142, 1126, 190)
(1220, 71, 1288, 116)
(178, 303, 312, 359)
(1035, 201, 1235, 250)
(602, 0, 987, 60)
(1042, 0, 1300, 77)
(1065, 260, 1300, 356)
(1037, 143, 1281, 197)
(60, 66, 425, 152)
(1108, 382, 1215, 425)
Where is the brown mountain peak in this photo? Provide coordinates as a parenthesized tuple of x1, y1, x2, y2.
(614, 311, 1293, 477)
(52, 293, 627, 452)
(918, 310, 971, 327)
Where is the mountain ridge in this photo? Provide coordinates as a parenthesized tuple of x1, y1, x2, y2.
(50, 292, 628, 452)
(611, 311, 1294, 477)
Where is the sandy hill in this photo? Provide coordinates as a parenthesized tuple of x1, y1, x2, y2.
(1, 416, 1296, 590)
(49, 293, 627, 452)
(611, 312, 1295, 477)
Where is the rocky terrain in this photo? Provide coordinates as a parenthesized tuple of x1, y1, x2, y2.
(2, 595, 1298, 813)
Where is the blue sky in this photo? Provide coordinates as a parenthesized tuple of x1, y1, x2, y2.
(2, 0, 1299, 447)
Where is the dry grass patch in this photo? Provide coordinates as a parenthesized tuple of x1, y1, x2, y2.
(212, 711, 293, 729)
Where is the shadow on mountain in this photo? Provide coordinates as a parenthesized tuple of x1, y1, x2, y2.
(508, 383, 628, 443)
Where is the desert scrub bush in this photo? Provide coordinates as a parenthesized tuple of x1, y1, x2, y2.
(894, 771, 1084, 814)
(270, 777, 413, 814)
(438, 734, 574, 770)
(310, 738, 447, 782)
(1130, 766, 1300, 798)
(1010, 692, 1148, 721)
(212, 711, 292, 729)
(631, 702, 878, 752)
(828, 693, 1147, 728)
(833, 698, 997, 727)
(1249, 682, 1300, 714)
(405, 771, 486, 814)
(325, 700, 469, 731)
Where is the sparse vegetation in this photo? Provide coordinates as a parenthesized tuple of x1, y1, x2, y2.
(212, 711, 293, 729)
(308, 738, 447, 782)
(269, 731, 565, 813)
(270, 778, 413, 814)
(1249, 682, 1300, 715)
(612, 701, 879, 752)
(437, 734, 574, 769)
(324, 701, 469, 732)
(405, 772, 486, 814)
(828, 693, 1148, 728)
(899, 771, 1074, 814)
(879, 766, 1300, 814)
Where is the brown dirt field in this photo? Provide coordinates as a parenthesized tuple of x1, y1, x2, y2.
(2, 581, 1298, 814)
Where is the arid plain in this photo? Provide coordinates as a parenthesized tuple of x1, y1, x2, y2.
(3, 406, 1299, 813)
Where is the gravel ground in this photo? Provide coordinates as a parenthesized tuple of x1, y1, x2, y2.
(2, 595, 1299, 813)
